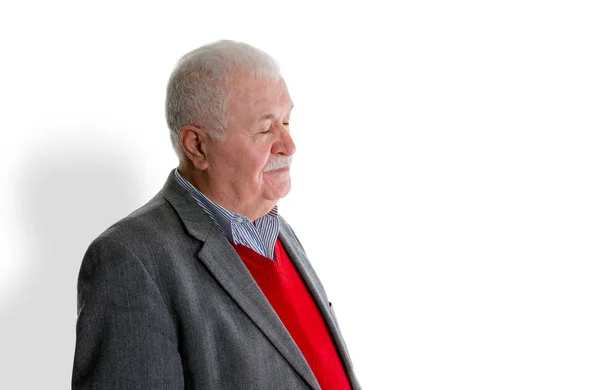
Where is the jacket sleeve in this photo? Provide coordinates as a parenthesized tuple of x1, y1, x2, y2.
(72, 237, 184, 389)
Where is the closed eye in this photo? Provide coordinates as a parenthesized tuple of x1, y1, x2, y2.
(259, 121, 289, 134)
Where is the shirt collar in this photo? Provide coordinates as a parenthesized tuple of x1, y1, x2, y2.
(173, 169, 280, 258)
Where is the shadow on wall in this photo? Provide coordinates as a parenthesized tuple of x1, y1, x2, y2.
(0, 132, 144, 389)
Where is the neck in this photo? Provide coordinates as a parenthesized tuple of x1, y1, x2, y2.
(177, 164, 275, 222)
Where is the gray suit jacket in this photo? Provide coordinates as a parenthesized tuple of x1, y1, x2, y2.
(72, 171, 361, 389)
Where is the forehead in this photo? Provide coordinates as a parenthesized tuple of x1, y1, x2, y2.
(228, 77, 293, 118)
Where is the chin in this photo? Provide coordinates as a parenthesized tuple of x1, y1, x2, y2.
(265, 181, 291, 201)
(279, 186, 291, 199)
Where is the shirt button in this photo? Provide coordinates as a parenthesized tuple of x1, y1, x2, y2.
(236, 217, 243, 223)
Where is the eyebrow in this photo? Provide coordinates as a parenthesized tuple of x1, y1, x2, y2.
(257, 104, 294, 122)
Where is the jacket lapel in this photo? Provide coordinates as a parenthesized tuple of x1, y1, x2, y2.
(279, 220, 362, 390)
(161, 172, 320, 390)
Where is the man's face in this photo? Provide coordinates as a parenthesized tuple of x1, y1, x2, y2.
(204, 76, 295, 217)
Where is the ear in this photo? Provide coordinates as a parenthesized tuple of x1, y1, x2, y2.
(179, 125, 209, 170)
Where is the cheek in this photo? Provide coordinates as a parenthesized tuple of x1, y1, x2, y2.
(250, 148, 272, 174)
(231, 151, 267, 184)
(223, 142, 272, 181)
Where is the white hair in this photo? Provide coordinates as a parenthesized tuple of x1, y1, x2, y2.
(165, 40, 281, 160)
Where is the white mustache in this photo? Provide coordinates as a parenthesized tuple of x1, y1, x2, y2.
(264, 155, 293, 172)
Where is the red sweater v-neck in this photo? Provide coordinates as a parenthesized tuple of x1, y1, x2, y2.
(233, 239, 351, 390)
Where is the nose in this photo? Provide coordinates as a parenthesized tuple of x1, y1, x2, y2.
(272, 125, 296, 156)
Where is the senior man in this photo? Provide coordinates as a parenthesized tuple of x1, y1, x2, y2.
(72, 40, 360, 389)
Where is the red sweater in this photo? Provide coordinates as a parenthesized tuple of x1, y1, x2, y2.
(233, 239, 351, 390)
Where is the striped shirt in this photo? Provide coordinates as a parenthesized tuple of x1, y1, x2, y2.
(174, 169, 280, 260)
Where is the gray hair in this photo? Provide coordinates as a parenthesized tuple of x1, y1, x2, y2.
(165, 40, 281, 160)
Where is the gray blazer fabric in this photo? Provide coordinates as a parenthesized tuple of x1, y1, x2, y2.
(72, 171, 361, 390)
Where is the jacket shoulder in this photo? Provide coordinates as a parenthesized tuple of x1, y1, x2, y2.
(92, 193, 181, 249)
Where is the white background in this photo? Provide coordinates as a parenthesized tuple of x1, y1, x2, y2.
(1, 1, 599, 389)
